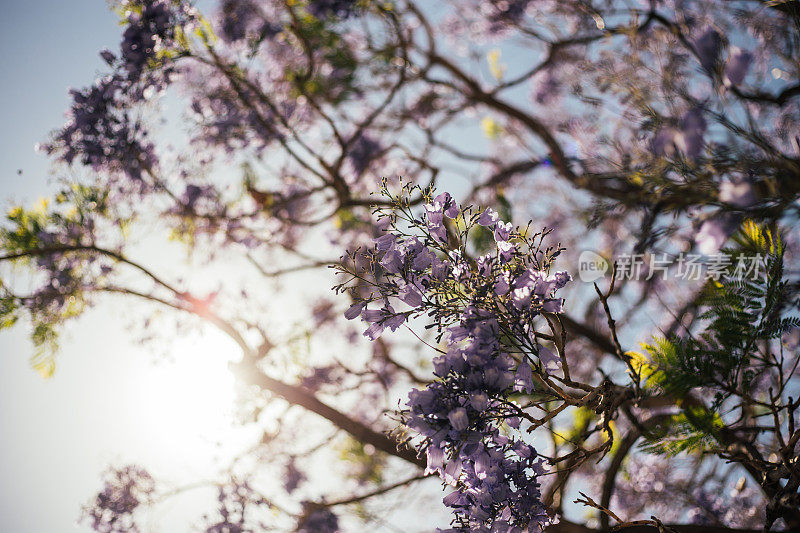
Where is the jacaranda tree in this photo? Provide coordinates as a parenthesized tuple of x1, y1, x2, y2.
(2, 0, 800, 531)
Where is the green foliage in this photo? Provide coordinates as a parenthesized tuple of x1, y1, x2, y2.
(639, 406, 723, 456)
(0, 284, 19, 329)
(1, 184, 109, 256)
(637, 221, 799, 456)
(30, 322, 59, 379)
(0, 185, 109, 378)
(640, 221, 795, 401)
(285, 12, 358, 104)
(557, 406, 594, 444)
(337, 437, 386, 486)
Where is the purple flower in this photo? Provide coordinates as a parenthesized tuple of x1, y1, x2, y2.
(399, 284, 423, 307)
(363, 322, 385, 340)
(494, 272, 510, 296)
(514, 268, 545, 291)
(551, 271, 572, 290)
(676, 108, 707, 159)
(430, 192, 460, 218)
(431, 258, 451, 281)
(375, 233, 396, 251)
(362, 305, 405, 339)
(542, 298, 564, 313)
(693, 27, 722, 73)
(725, 48, 753, 85)
(494, 221, 513, 242)
(469, 392, 489, 411)
(344, 301, 366, 320)
(442, 490, 466, 507)
(444, 458, 463, 485)
(448, 407, 470, 431)
(511, 287, 532, 310)
(538, 345, 561, 371)
(444, 203, 460, 219)
(426, 445, 446, 475)
(514, 362, 534, 393)
(384, 313, 405, 331)
(426, 210, 448, 244)
(477, 208, 499, 227)
(412, 247, 435, 270)
(497, 240, 515, 262)
(380, 247, 405, 273)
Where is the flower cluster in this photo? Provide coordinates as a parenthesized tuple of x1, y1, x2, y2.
(82, 466, 155, 533)
(306, 0, 359, 19)
(406, 289, 558, 531)
(40, 1, 192, 182)
(339, 186, 568, 531)
(345, 192, 568, 341)
(39, 75, 157, 182)
(119, 0, 180, 82)
(346, 134, 384, 177)
(409, 354, 553, 532)
(217, 0, 281, 43)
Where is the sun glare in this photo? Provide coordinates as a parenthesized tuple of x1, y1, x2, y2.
(127, 329, 255, 479)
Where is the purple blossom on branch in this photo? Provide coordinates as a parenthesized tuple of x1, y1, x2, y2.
(725, 48, 753, 86)
(120, 0, 177, 81)
(82, 466, 155, 533)
(306, 0, 358, 19)
(335, 184, 568, 531)
(693, 27, 722, 73)
(39, 1, 193, 184)
(653, 108, 708, 160)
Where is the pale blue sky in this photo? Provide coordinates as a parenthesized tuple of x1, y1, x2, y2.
(0, 1, 119, 201)
(1, 3, 119, 531)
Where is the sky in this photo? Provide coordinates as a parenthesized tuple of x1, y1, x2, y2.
(0, 3, 256, 532)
